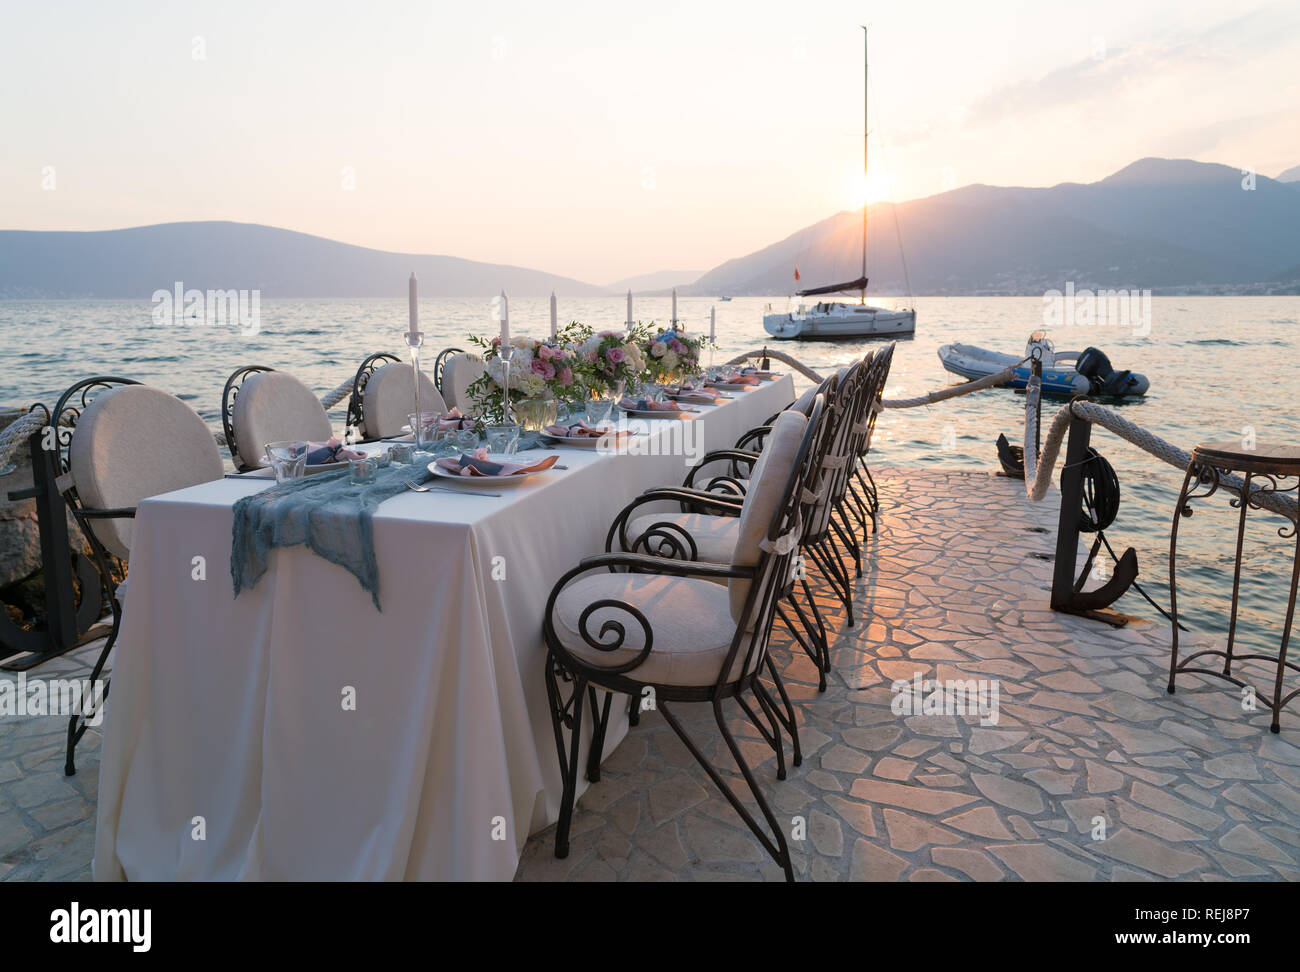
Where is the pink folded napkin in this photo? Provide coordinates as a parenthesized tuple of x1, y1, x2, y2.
(619, 397, 695, 412)
(434, 450, 559, 477)
(305, 437, 367, 464)
(719, 373, 761, 386)
(671, 385, 722, 403)
(544, 420, 625, 439)
(436, 407, 475, 430)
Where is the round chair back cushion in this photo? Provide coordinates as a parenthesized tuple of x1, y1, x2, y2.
(69, 386, 224, 560)
(440, 353, 487, 411)
(231, 371, 333, 470)
(729, 408, 808, 625)
(362, 362, 446, 438)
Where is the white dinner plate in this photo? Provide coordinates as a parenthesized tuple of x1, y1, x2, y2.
(426, 456, 550, 485)
(621, 406, 698, 418)
(540, 430, 635, 448)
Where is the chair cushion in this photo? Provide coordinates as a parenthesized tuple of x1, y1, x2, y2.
(791, 385, 818, 415)
(730, 409, 807, 623)
(553, 572, 752, 687)
(361, 362, 446, 439)
(626, 512, 739, 565)
(440, 353, 487, 412)
(231, 371, 333, 470)
(69, 386, 224, 559)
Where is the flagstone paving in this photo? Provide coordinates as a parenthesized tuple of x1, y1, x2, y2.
(3, 468, 1298, 881)
(513, 468, 1300, 881)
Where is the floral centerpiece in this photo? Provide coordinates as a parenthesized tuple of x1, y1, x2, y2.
(639, 323, 706, 385)
(572, 328, 646, 397)
(465, 334, 580, 424)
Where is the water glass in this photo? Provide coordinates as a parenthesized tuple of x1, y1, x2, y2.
(586, 398, 614, 427)
(389, 443, 416, 465)
(484, 423, 521, 454)
(264, 441, 308, 483)
(408, 411, 439, 451)
(453, 427, 481, 453)
(348, 456, 377, 484)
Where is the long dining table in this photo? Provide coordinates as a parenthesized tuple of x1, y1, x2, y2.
(93, 375, 795, 881)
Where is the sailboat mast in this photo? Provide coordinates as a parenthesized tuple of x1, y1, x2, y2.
(861, 26, 868, 302)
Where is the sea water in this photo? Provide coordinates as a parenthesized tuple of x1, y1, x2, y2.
(2, 295, 1297, 652)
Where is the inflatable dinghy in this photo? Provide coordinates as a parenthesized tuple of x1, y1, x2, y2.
(938, 332, 1149, 398)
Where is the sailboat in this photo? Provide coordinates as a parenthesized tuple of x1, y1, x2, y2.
(763, 28, 917, 341)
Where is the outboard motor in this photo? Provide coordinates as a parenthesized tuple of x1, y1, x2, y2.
(1076, 346, 1139, 397)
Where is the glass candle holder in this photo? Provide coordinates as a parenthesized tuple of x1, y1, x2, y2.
(389, 443, 416, 465)
(484, 423, 521, 455)
(264, 441, 308, 483)
(348, 456, 378, 484)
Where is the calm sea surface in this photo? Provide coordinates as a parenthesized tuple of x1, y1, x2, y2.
(1, 295, 1297, 650)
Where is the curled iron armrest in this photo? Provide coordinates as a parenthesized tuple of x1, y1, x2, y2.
(606, 488, 743, 558)
(543, 555, 752, 678)
(682, 448, 760, 492)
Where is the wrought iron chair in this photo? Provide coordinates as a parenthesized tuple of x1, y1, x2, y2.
(544, 403, 822, 881)
(608, 372, 844, 698)
(346, 353, 446, 440)
(847, 343, 895, 533)
(221, 366, 333, 471)
(432, 347, 464, 394)
(52, 377, 225, 774)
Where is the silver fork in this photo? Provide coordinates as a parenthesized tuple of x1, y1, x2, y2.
(404, 479, 503, 498)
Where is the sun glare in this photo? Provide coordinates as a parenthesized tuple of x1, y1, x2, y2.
(848, 170, 893, 208)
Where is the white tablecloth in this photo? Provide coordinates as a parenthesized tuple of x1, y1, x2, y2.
(93, 377, 794, 880)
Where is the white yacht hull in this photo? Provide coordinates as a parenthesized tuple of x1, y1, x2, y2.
(763, 305, 916, 340)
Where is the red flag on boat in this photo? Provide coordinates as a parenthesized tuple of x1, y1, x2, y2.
(794, 266, 801, 282)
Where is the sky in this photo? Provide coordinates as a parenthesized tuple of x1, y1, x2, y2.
(2, 0, 1298, 285)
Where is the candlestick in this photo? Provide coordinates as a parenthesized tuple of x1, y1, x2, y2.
(671, 288, 677, 327)
(626, 289, 633, 329)
(550, 290, 557, 340)
(499, 290, 509, 345)
(408, 272, 418, 336)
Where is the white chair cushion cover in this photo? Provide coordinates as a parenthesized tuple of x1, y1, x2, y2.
(361, 362, 445, 439)
(729, 409, 807, 623)
(553, 572, 753, 687)
(440, 353, 487, 412)
(231, 371, 332, 470)
(791, 385, 818, 415)
(627, 512, 739, 565)
(69, 386, 224, 560)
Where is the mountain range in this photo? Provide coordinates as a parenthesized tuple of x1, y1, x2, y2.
(1, 159, 1298, 299)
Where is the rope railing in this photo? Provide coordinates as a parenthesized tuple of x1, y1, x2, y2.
(1022, 373, 1298, 523)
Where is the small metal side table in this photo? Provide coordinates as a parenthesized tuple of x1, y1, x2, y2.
(1166, 441, 1300, 732)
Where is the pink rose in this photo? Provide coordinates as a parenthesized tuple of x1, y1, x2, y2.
(586, 350, 598, 363)
(607, 347, 625, 364)
(669, 338, 684, 353)
(558, 367, 573, 386)
(531, 359, 556, 379)
(490, 336, 501, 346)
(537, 345, 555, 361)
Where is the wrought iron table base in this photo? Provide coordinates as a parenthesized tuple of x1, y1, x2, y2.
(1166, 442, 1300, 733)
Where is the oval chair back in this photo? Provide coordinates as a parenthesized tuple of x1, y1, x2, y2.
(439, 352, 487, 412)
(433, 347, 464, 394)
(226, 369, 333, 472)
(357, 360, 445, 439)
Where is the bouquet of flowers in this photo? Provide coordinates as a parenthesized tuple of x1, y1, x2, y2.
(465, 334, 579, 423)
(640, 324, 706, 384)
(573, 329, 646, 396)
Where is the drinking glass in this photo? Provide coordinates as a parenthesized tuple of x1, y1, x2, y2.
(515, 398, 559, 433)
(453, 428, 481, 454)
(484, 423, 521, 455)
(408, 412, 439, 452)
(389, 443, 416, 465)
(348, 456, 377, 484)
(264, 441, 308, 483)
(586, 398, 614, 427)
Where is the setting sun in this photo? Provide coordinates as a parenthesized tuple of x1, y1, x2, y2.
(848, 170, 893, 208)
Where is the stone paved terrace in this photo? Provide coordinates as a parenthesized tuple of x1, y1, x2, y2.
(5, 468, 1300, 882)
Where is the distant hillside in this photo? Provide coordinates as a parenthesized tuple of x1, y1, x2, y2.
(0, 221, 602, 299)
(1278, 164, 1300, 183)
(604, 269, 703, 294)
(687, 158, 1300, 296)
